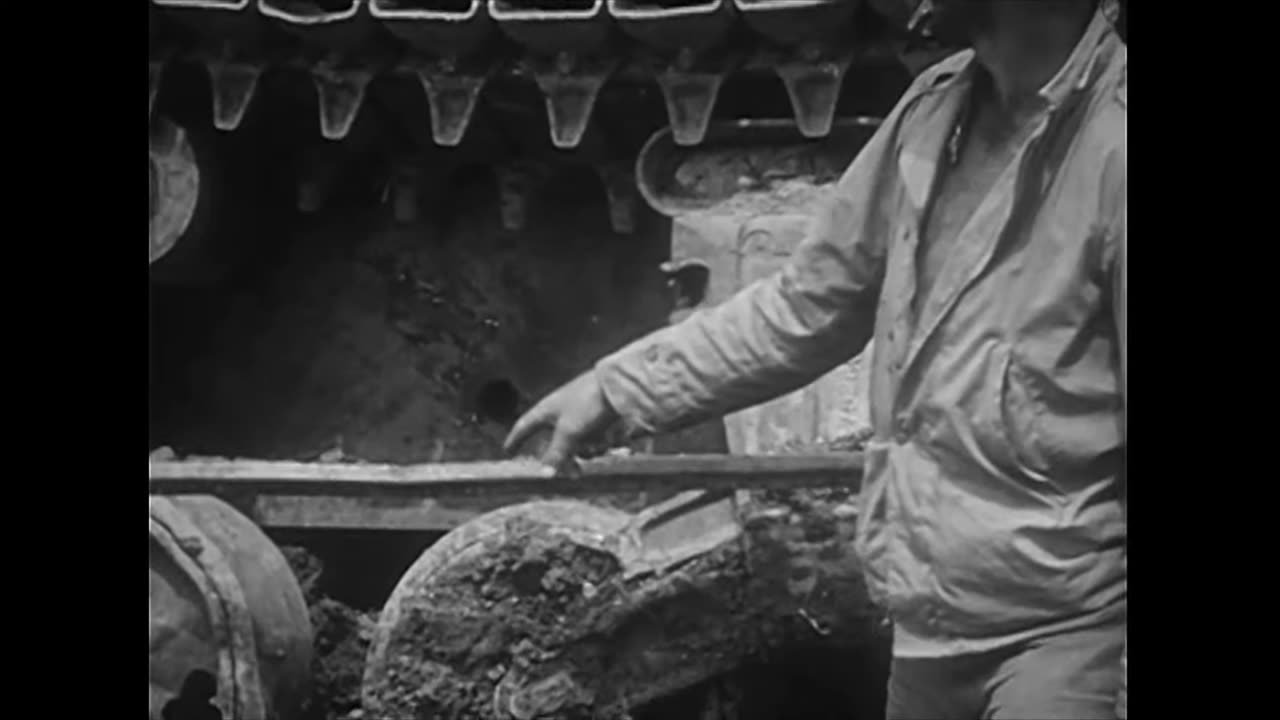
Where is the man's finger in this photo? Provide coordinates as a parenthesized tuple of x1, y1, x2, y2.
(540, 425, 578, 473)
(503, 405, 549, 456)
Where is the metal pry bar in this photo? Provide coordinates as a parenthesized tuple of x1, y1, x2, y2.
(149, 453, 865, 500)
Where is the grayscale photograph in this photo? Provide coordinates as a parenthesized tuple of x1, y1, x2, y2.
(148, 1, 1128, 719)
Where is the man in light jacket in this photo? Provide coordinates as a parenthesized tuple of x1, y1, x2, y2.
(506, 1, 1127, 717)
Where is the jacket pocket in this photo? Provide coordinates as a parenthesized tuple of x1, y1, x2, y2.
(1004, 344, 1123, 491)
(969, 343, 1070, 499)
(1002, 349, 1058, 484)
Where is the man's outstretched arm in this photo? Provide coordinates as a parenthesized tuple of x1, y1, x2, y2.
(505, 64, 942, 466)
(594, 96, 918, 438)
(596, 190, 886, 438)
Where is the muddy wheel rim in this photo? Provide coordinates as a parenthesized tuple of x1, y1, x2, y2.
(149, 117, 200, 266)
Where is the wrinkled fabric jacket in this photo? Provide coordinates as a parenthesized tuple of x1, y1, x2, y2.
(596, 7, 1126, 659)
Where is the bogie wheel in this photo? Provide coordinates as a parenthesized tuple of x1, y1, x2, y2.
(150, 494, 314, 720)
(149, 116, 200, 267)
(362, 500, 632, 719)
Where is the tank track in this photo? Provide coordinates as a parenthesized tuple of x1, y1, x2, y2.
(149, 1, 911, 148)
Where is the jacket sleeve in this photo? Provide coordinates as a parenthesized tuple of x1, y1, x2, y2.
(593, 75, 931, 436)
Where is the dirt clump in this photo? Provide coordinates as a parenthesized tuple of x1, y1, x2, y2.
(307, 598, 376, 720)
(368, 529, 627, 719)
(284, 546, 377, 720)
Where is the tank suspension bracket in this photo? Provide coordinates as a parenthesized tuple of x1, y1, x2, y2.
(775, 47, 853, 138)
(150, 454, 865, 531)
(150, 497, 266, 719)
(655, 49, 740, 147)
(205, 56, 264, 131)
(408, 56, 495, 147)
(528, 52, 618, 150)
(310, 61, 373, 140)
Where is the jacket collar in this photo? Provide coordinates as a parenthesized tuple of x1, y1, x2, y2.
(923, 2, 1123, 110)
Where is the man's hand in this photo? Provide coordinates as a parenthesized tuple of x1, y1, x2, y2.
(503, 370, 620, 470)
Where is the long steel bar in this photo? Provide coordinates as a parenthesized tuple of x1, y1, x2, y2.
(149, 453, 865, 500)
